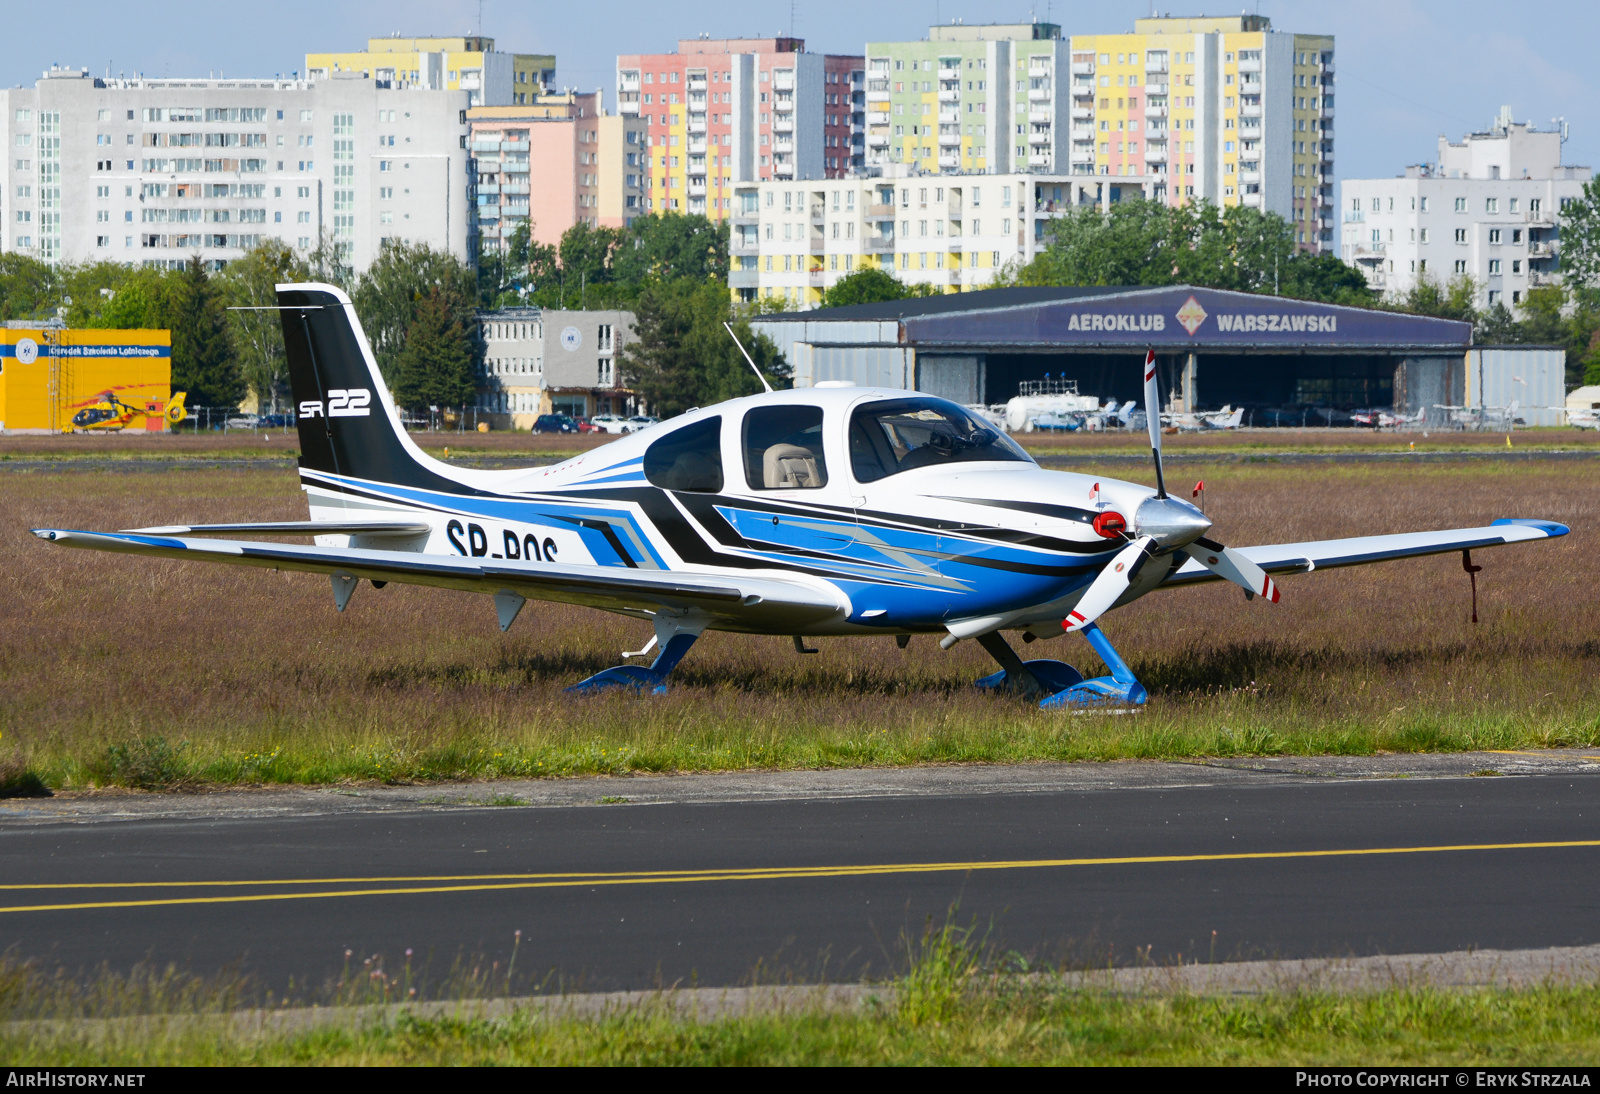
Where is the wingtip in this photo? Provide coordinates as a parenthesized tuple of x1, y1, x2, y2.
(1490, 518, 1570, 538)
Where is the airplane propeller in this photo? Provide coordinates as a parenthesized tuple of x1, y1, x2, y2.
(1062, 350, 1282, 634)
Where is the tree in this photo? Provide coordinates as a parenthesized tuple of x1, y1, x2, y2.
(0, 253, 58, 322)
(1557, 178, 1600, 295)
(818, 267, 930, 309)
(611, 212, 728, 287)
(220, 240, 310, 411)
(351, 241, 477, 383)
(169, 257, 244, 411)
(1389, 273, 1479, 324)
(392, 287, 477, 411)
(618, 280, 788, 417)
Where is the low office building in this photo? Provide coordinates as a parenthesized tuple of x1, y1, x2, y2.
(0, 67, 472, 270)
(730, 172, 1158, 307)
(307, 35, 555, 106)
(468, 93, 647, 253)
(1340, 110, 1591, 307)
(476, 307, 638, 428)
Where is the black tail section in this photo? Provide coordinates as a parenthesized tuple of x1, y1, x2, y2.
(277, 283, 461, 493)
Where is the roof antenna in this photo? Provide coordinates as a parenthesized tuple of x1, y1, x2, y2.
(725, 322, 773, 393)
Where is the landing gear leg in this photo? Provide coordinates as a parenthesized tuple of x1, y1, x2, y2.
(973, 631, 1084, 698)
(567, 613, 707, 695)
(1038, 622, 1147, 710)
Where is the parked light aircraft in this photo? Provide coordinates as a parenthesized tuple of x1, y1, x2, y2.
(30, 284, 1571, 709)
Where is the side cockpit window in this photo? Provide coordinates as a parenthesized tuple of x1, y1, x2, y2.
(743, 405, 828, 489)
(644, 416, 724, 492)
(849, 397, 1032, 483)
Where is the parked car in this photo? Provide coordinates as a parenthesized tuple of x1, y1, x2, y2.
(224, 414, 260, 430)
(627, 415, 660, 431)
(574, 417, 601, 434)
(589, 414, 633, 435)
(532, 413, 579, 434)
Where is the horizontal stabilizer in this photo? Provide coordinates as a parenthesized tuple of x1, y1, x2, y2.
(122, 521, 431, 537)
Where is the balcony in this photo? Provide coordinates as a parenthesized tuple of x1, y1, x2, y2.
(868, 110, 890, 125)
(1145, 145, 1167, 162)
(867, 202, 895, 218)
(1071, 61, 1095, 75)
(774, 138, 794, 153)
(470, 139, 501, 152)
(1145, 57, 1168, 74)
(939, 132, 961, 147)
(773, 117, 793, 134)
(772, 98, 794, 115)
(619, 100, 639, 114)
(1144, 104, 1166, 119)
(1240, 170, 1260, 184)
(477, 182, 500, 195)
(688, 77, 707, 90)
(688, 183, 706, 197)
(1028, 87, 1052, 102)
(938, 87, 960, 103)
(688, 117, 706, 134)
(866, 232, 895, 252)
(1144, 83, 1167, 95)
(937, 152, 960, 168)
(1241, 192, 1262, 207)
(1240, 103, 1262, 118)
(808, 269, 827, 287)
(773, 71, 794, 91)
(867, 132, 889, 148)
(939, 108, 959, 123)
(501, 159, 529, 173)
(1029, 130, 1053, 146)
(773, 161, 794, 176)
(1237, 59, 1261, 74)
(1072, 83, 1095, 99)
(809, 204, 825, 222)
(1070, 149, 1094, 164)
(939, 66, 961, 81)
(689, 138, 706, 153)
(501, 180, 530, 195)
(1034, 107, 1058, 123)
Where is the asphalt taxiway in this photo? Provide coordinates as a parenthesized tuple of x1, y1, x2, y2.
(3, 751, 1599, 993)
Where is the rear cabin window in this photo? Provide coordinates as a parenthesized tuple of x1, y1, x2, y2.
(849, 397, 1031, 483)
(643, 416, 724, 492)
(742, 404, 828, 489)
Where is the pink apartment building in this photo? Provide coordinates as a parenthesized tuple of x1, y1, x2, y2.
(469, 92, 646, 251)
(616, 36, 864, 220)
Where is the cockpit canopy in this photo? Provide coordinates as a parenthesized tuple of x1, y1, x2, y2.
(641, 394, 1032, 494)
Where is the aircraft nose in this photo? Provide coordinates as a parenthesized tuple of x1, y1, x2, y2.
(1134, 495, 1212, 550)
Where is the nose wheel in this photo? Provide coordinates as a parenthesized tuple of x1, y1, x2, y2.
(973, 625, 1146, 710)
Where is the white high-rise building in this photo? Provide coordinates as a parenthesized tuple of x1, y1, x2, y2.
(1340, 109, 1591, 306)
(1, 67, 473, 271)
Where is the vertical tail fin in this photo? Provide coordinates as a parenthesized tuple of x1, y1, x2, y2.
(277, 282, 460, 492)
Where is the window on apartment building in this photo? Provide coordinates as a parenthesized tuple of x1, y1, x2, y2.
(1486, 198, 1499, 213)
(1530, 198, 1542, 213)
(1454, 260, 1467, 274)
(1510, 197, 1521, 213)
(1489, 229, 1502, 244)
(1455, 228, 1467, 244)
(1455, 197, 1467, 212)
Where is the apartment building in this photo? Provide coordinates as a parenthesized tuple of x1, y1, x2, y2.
(1, 67, 472, 270)
(615, 37, 864, 220)
(468, 93, 646, 253)
(476, 306, 637, 427)
(731, 173, 1156, 308)
(863, 22, 1067, 176)
(1340, 111, 1591, 306)
(307, 36, 555, 107)
(1066, 15, 1334, 249)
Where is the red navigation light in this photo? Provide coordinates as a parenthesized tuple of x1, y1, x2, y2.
(1092, 511, 1127, 539)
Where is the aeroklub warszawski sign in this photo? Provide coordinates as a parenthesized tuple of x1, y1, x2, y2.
(901, 287, 1472, 351)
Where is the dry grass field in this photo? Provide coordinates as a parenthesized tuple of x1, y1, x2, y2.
(0, 452, 1595, 791)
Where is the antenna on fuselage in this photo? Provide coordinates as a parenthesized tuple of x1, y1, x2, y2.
(724, 322, 774, 394)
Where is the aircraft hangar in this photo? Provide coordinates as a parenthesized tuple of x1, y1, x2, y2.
(749, 286, 1567, 426)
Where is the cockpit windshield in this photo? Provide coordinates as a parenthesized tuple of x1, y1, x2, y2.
(848, 397, 1033, 483)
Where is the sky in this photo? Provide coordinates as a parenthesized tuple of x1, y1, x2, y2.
(5, 0, 1596, 185)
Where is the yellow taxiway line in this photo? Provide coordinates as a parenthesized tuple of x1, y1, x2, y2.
(3, 839, 1599, 915)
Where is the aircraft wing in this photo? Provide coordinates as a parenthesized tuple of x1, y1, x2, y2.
(1161, 519, 1568, 589)
(31, 528, 845, 629)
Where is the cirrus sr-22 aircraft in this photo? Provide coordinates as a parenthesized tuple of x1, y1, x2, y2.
(31, 284, 1570, 709)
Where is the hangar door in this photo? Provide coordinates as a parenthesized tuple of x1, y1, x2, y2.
(916, 354, 985, 406)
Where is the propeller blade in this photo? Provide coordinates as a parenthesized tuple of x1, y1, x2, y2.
(1187, 536, 1282, 603)
(1064, 535, 1156, 632)
(1143, 348, 1167, 498)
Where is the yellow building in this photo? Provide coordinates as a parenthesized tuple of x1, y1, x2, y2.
(1068, 15, 1335, 249)
(0, 328, 173, 433)
(306, 36, 556, 107)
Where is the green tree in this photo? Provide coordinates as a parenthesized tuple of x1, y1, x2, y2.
(611, 212, 728, 287)
(1557, 178, 1600, 294)
(391, 287, 477, 411)
(618, 280, 788, 417)
(818, 267, 935, 309)
(169, 257, 244, 411)
(351, 241, 477, 384)
(1389, 274, 1479, 324)
(219, 240, 310, 411)
(0, 253, 58, 322)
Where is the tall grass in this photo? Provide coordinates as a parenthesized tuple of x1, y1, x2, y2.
(2, 459, 1596, 790)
